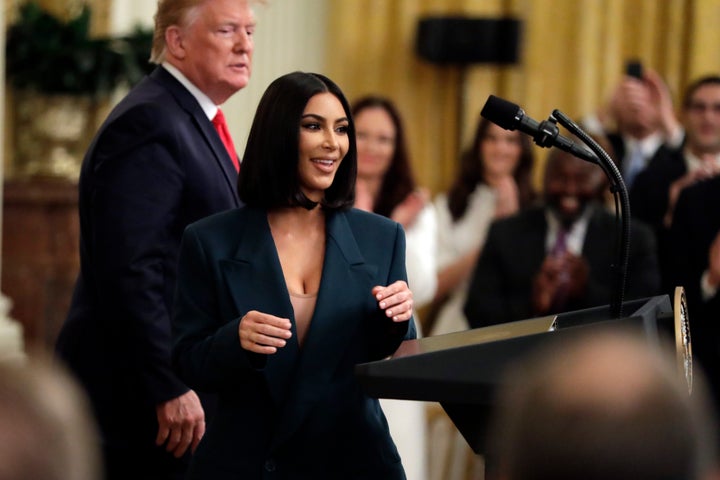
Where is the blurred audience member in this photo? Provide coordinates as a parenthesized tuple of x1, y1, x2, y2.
(670, 173, 720, 439)
(353, 95, 437, 316)
(430, 116, 536, 337)
(583, 65, 683, 189)
(0, 354, 102, 480)
(425, 115, 535, 480)
(464, 144, 659, 328)
(485, 328, 719, 480)
(352, 95, 435, 480)
(631, 75, 720, 295)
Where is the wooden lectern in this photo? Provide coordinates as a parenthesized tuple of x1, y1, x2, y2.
(355, 293, 691, 454)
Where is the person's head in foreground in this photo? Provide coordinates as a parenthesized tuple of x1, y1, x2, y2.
(0, 355, 102, 480)
(487, 327, 720, 480)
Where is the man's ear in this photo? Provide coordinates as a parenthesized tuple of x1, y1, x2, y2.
(165, 25, 186, 60)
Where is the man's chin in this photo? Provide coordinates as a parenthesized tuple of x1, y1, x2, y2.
(549, 205, 583, 228)
(233, 77, 250, 90)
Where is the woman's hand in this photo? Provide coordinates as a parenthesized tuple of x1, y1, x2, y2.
(390, 188, 429, 229)
(372, 280, 414, 322)
(493, 176, 520, 218)
(238, 310, 292, 354)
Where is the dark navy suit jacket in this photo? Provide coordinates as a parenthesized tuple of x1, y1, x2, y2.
(55, 67, 240, 451)
(172, 206, 415, 479)
(630, 146, 688, 295)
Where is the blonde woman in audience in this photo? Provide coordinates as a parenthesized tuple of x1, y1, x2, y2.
(352, 95, 437, 480)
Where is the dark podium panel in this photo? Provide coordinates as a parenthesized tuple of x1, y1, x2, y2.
(356, 295, 686, 454)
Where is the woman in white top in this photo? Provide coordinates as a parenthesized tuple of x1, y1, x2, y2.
(352, 95, 437, 480)
(430, 117, 536, 337)
(427, 115, 535, 480)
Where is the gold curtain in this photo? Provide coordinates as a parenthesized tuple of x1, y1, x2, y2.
(327, 0, 720, 194)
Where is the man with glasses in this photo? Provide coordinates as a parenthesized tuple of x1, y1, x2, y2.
(629, 75, 720, 296)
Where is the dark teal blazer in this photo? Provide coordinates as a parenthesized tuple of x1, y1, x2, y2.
(172, 206, 415, 479)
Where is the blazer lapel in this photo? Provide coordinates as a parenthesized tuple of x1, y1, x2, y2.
(582, 206, 614, 269)
(219, 209, 300, 406)
(151, 67, 239, 203)
(298, 211, 375, 374)
(271, 211, 376, 448)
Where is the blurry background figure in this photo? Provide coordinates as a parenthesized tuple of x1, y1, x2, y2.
(0, 354, 102, 480)
(582, 63, 683, 190)
(352, 95, 436, 480)
(424, 115, 535, 480)
(670, 172, 720, 444)
(485, 327, 720, 480)
(632, 75, 720, 296)
(429, 116, 536, 337)
(464, 144, 659, 328)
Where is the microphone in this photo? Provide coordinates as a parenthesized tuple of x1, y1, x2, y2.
(481, 95, 598, 164)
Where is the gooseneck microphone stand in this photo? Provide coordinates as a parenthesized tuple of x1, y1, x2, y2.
(550, 110, 631, 319)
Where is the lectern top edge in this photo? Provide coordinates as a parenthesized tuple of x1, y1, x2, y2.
(392, 315, 558, 359)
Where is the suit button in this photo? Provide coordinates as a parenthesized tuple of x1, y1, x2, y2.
(264, 459, 276, 472)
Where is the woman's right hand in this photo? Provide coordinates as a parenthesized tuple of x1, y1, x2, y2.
(391, 188, 429, 229)
(239, 310, 292, 354)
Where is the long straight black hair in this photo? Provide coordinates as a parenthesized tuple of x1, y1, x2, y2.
(238, 71, 357, 211)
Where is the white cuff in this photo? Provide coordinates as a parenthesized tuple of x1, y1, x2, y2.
(701, 269, 718, 301)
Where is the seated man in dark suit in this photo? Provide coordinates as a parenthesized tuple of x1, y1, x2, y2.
(464, 144, 660, 328)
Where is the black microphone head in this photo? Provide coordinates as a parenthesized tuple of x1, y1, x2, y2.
(481, 94, 522, 131)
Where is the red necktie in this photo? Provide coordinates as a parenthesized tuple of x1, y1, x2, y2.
(212, 109, 240, 172)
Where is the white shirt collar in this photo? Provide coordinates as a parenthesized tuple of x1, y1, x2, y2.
(623, 132, 664, 158)
(545, 205, 594, 255)
(162, 62, 218, 121)
(683, 148, 720, 172)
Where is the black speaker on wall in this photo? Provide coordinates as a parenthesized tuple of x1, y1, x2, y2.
(416, 17, 521, 65)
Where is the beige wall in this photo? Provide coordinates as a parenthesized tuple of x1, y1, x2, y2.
(223, 0, 328, 155)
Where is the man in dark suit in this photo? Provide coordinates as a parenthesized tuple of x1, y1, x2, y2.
(464, 145, 660, 328)
(54, 1, 257, 479)
(631, 75, 720, 295)
(670, 174, 720, 438)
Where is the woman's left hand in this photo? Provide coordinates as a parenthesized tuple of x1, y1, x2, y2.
(372, 281, 414, 322)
